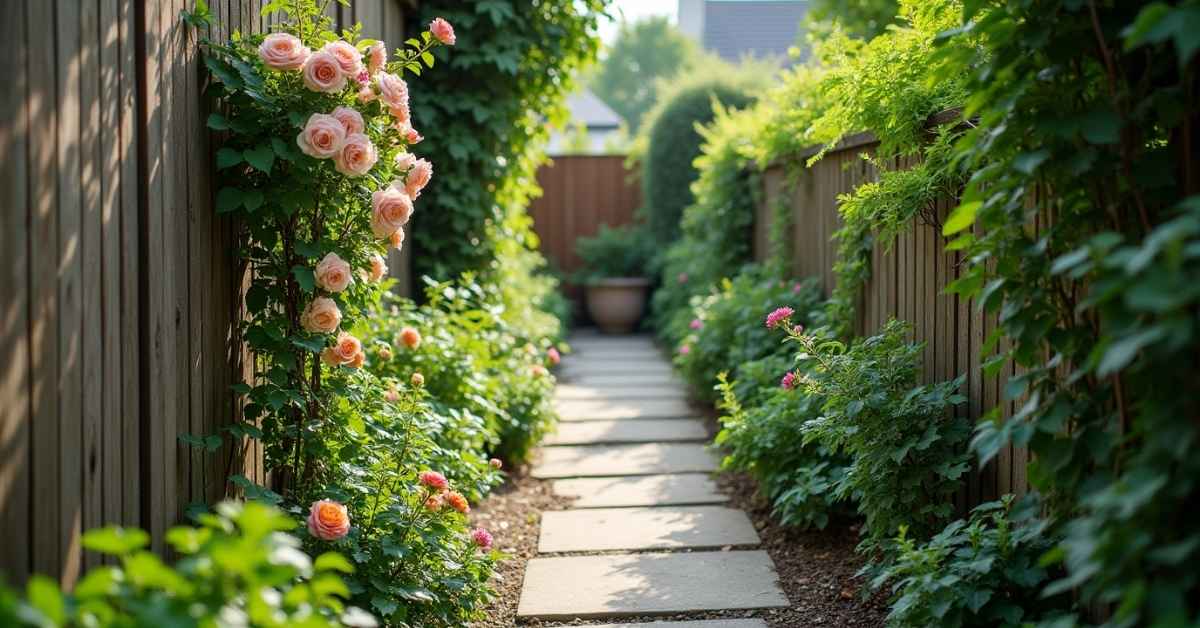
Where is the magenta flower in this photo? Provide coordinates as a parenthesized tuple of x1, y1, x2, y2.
(471, 527, 493, 550)
(765, 307, 795, 329)
(793, 283, 803, 293)
(547, 347, 561, 365)
(679, 344, 691, 355)
(690, 319, 703, 330)
(781, 372, 798, 390)
(418, 470, 448, 491)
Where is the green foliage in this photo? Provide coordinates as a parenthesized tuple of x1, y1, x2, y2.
(933, 0, 1200, 622)
(715, 372, 851, 530)
(637, 71, 762, 246)
(790, 321, 969, 555)
(879, 495, 1069, 627)
(671, 266, 825, 401)
(405, 0, 609, 282)
(808, 0, 901, 40)
(590, 16, 700, 131)
(573, 224, 654, 283)
(1, 502, 372, 627)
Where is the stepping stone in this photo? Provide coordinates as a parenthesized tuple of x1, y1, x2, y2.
(545, 419, 708, 446)
(538, 506, 760, 553)
(557, 398, 699, 421)
(564, 373, 685, 387)
(556, 384, 690, 401)
(588, 621, 769, 628)
(562, 364, 676, 378)
(531, 443, 719, 479)
(516, 551, 789, 619)
(553, 474, 726, 508)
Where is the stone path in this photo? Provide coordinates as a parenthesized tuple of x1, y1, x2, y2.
(517, 333, 789, 625)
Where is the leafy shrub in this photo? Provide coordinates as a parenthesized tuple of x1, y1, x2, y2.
(672, 266, 825, 401)
(573, 224, 655, 283)
(1, 502, 373, 627)
(637, 72, 760, 246)
(878, 495, 1070, 627)
(715, 373, 851, 529)
(789, 320, 969, 554)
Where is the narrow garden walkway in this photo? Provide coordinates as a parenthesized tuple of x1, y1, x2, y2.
(516, 333, 789, 625)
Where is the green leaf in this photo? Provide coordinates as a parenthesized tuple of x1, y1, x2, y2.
(244, 145, 275, 174)
(292, 266, 316, 293)
(242, 189, 264, 212)
(216, 147, 243, 169)
(371, 596, 398, 617)
(1079, 108, 1121, 144)
(271, 136, 294, 161)
(1013, 150, 1049, 174)
(82, 526, 150, 555)
(942, 201, 979, 235)
(421, 51, 435, 67)
(203, 55, 242, 88)
(207, 112, 231, 130)
(1097, 326, 1167, 376)
(216, 187, 242, 213)
(315, 552, 356, 573)
(25, 575, 65, 625)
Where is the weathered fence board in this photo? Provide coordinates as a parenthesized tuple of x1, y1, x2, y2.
(757, 134, 1029, 506)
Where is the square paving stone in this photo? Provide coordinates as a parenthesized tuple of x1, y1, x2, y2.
(587, 621, 769, 628)
(531, 443, 719, 479)
(516, 551, 789, 619)
(557, 399, 699, 421)
(555, 384, 690, 401)
(553, 474, 726, 508)
(545, 419, 708, 446)
(538, 506, 760, 553)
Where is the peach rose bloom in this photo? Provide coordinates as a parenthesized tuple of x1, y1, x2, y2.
(489, 458, 503, 469)
(383, 387, 400, 403)
(367, 254, 388, 282)
(331, 106, 364, 135)
(370, 186, 413, 238)
(348, 350, 366, 369)
(367, 42, 387, 75)
(445, 491, 469, 514)
(321, 347, 340, 366)
(404, 158, 433, 199)
(424, 494, 443, 512)
(378, 346, 392, 361)
(302, 50, 346, 93)
(389, 228, 405, 250)
(296, 113, 346, 159)
(410, 372, 424, 387)
(429, 18, 456, 46)
(397, 327, 421, 350)
(395, 152, 416, 171)
(357, 85, 376, 103)
(301, 297, 341, 334)
(375, 72, 408, 111)
(322, 40, 362, 75)
(307, 499, 351, 541)
(259, 33, 310, 70)
(314, 252, 353, 293)
(389, 102, 411, 126)
(334, 133, 378, 177)
(405, 127, 423, 144)
(531, 364, 548, 378)
(331, 331, 362, 365)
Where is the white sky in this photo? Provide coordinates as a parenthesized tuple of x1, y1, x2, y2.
(598, 0, 678, 44)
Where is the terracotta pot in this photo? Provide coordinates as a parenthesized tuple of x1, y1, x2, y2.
(584, 277, 650, 334)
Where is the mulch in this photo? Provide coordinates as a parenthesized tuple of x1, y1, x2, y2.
(470, 463, 888, 627)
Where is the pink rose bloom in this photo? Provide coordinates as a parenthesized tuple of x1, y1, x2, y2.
(334, 133, 378, 177)
(389, 228, 405, 250)
(781, 371, 798, 390)
(471, 528, 493, 550)
(258, 33, 310, 71)
(489, 458, 503, 469)
(367, 254, 387, 282)
(405, 127, 423, 144)
(546, 347, 561, 365)
(531, 364, 549, 378)
(792, 324, 805, 335)
(793, 283, 804, 293)
(765, 306, 794, 329)
(302, 50, 346, 93)
(429, 18, 456, 46)
(384, 387, 400, 403)
(357, 85, 376, 103)
(367, 42, 387, 75)
(370, 186, 414, 238)
(321, 40, 363, 75)
(395, 152, 417, 171)
(690, 319, 703, 330)
(330, 331, 362, 365)
(679, 344, 691, 355)
(307, 500, 350, 541)
(375, 72, 408, 111)
(419, 470, 448, 491)
(331, 106, 364, 135)
(404, 158, 433, 199)
(314, 252, 353, 293)
(410, 372, 424, 387)
(389, 102, 411, 126)
(301, 297, 342, 334)
(296, 113, 347, 159)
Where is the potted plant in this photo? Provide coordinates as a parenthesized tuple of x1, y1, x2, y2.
(574, 224, 654, 334)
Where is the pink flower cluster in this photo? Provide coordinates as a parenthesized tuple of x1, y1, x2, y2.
(296, 111, 378, 177)
(546, 347, 561, 365)
(690, 318, 703, 330)
(765, 307, 794, 329)
(471, 527, 493, 551)
(780, 371, 798, 390)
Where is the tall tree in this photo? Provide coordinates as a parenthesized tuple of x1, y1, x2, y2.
(591, 16, 699, 132)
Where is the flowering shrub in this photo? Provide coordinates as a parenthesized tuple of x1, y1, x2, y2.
(0, 501, 373, 627)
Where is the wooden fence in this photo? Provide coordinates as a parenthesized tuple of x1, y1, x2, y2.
(1, 0, 409, 588)
(755, 133, 1029, 507)
(528, 155, 642, 303)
